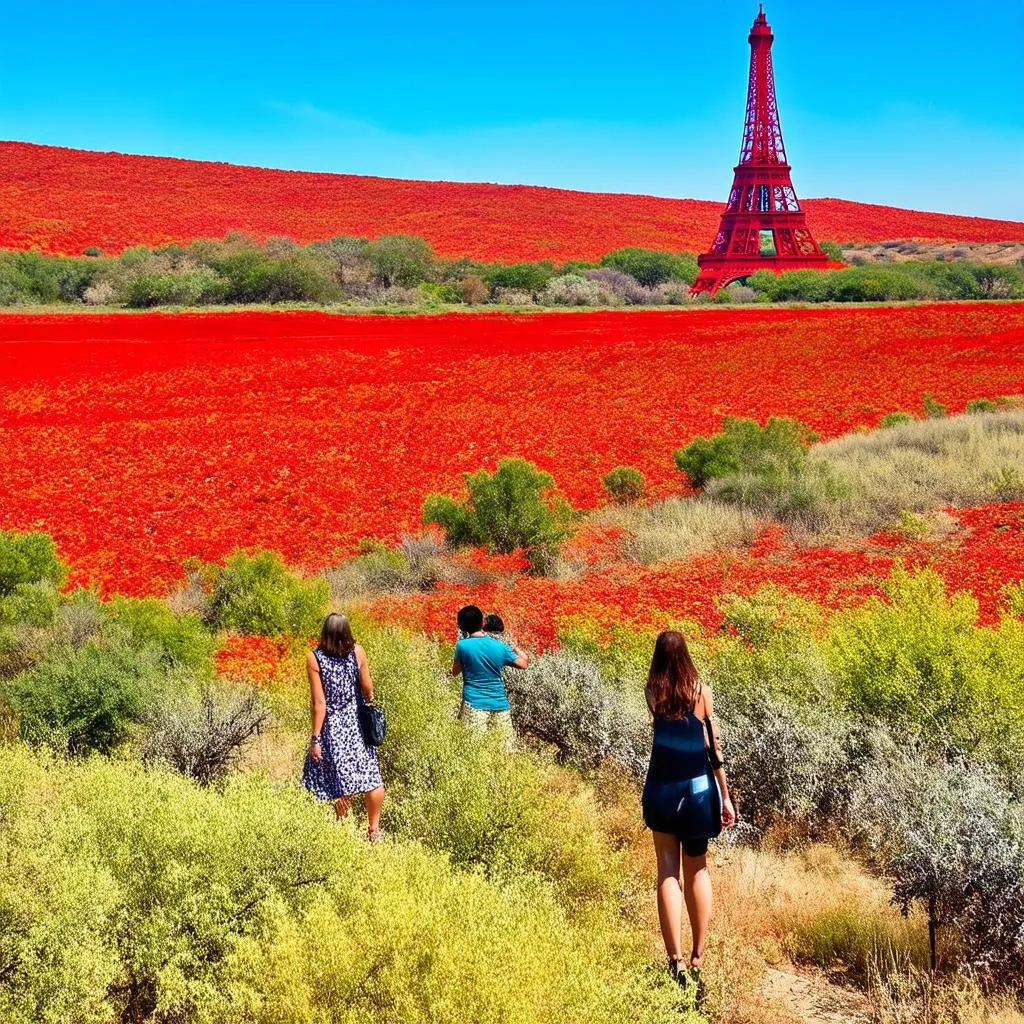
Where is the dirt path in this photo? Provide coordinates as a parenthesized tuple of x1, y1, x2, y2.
(763, 966, 873, 1024)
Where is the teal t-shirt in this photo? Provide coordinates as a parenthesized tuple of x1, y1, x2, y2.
(455, 635, 518, 711)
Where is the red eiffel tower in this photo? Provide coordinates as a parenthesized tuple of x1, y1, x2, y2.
(691, 5, 828, 295)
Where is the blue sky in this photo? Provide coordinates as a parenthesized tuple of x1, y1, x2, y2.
(3, 0, 1022, 219)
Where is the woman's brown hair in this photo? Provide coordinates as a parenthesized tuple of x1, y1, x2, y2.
(319, 613, 356, 657)
(646, 630, 700, 719)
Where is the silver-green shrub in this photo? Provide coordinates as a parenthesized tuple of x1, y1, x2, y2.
(506, 651, 650, 778)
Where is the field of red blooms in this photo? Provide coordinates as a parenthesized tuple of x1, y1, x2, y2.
(370, 504, 1024, 647)
(2, 142, 1023, 262)
(2, 305, 1024, 604)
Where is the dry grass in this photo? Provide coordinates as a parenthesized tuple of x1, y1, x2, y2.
(812, 410, 1024, 536)
(594, 497, 759, 565)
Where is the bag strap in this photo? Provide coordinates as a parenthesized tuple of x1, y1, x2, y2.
(702, 714, 724, 770)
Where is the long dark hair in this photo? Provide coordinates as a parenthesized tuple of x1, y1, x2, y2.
(319, 613, 355, 657)
(646, 630, 700, 719)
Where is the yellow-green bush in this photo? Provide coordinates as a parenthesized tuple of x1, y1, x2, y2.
(356, 624, 626, 911)
(825, 566, 1024, 767)
(0, 746, 696, 1024)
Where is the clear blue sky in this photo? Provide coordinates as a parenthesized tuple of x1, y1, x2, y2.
(3, 0, 1022, 220)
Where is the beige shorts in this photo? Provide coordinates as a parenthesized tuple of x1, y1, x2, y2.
(458, 701, 515, 747)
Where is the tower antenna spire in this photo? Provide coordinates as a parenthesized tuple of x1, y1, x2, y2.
(691, 8, 829, 295)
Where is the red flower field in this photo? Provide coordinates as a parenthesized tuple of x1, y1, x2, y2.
(2, 142, 1023, 262)
(370, 504, 1024, 647)
(2, 305, 1024, 602)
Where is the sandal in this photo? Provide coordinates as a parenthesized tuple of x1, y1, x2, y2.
(367, 827, 383, 844)
(667, 957, 689, 988)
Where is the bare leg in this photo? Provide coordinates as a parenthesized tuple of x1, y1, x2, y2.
(364, 786, 386, 838)
(652, 831, 684, 965)
(334, 795, 352, 819)
(681, 851, 712, 965)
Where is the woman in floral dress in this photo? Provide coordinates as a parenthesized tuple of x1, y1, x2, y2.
(302, 613, 385, 840)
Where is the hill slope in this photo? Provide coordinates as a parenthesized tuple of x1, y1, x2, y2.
(2, 141, 1023, 262)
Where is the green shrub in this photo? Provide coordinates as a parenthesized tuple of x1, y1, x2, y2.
(600, 248, 697, 287)
(966, 398, 998, 414)
(367, 234, 434, 288)
(213, 249, 277, 302)
(0, 531, 66, 595)
(0, 251, 96, 305)
(106, 596, 216, 675)
(419, 280, 462, 304)
(673, 415, 818, 487)
(705, 459, 848, 529)
(262, 250, 340, 303)
(602, 465, 646, 504)
(4, 630, 166, 754)
(825, 566, 1024, 768)
(922, 392, 947, 419)
(201, 550, 328, 637)
(506, 652, 650, 777)
(879, 411, 915, 428)
(123, 268, 227, 307)
(423, 458, 574, 571)
(483, 260, 554, 295)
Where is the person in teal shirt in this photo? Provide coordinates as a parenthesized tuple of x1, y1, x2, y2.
(452, 605, 529, 741)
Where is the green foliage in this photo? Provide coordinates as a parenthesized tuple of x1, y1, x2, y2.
(360, 625, 624, 909)
(602, 465, 646, 504)
(0, 746, 691, 1024)
(4, 629, 167, 754)
(211, 248, 339, 304)
(819, 240, 844, 262)
(880, 411, 915, 428)
(366, 234, 434, 287)
(600, 247, 697, 287)
(105, 596, 216, 675)
(922, 392, 947, 419)
(0, 250, 97, 305)
(123, 267, 228, 307)
(966, 397, 998, 414)
(201, 550, 328, 637)
(825, 566, 1024, 768)
(0, 531, 66, 596)
(484, 260, 555, 295)
(673, 415, 818, 487)
(418, 280, 462, 304)
(423, 458, 574, 570)
(747, 258, 1024, 304)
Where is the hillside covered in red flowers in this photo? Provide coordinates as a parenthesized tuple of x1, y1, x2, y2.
(2, 142, 1023, 262)
(2, 304, 1023, 598)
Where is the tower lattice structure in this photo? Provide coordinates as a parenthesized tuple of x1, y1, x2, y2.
(691, 5, 828, 295)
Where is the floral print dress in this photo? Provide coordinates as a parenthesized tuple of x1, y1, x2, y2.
(302, 648, 383, 799)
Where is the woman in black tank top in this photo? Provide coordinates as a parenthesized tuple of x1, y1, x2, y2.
(642, 630, 735, 986)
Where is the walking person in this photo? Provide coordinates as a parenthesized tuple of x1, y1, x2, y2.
(641, 630, 735, 987)
(303, 613, 386, 841)
(452, 605, 529, 741)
